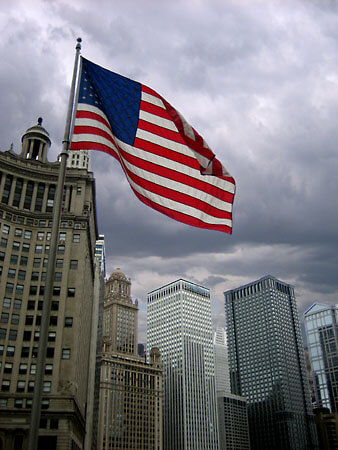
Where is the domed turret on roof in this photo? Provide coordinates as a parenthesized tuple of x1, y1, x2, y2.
(20, 117, 51, 163)
(105, 268, 132, 302)
(108, 268, 127, 281)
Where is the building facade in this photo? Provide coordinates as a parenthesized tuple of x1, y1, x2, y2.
(0, 119, 99, 449)
(217, 393, 250, 450)
(303, 303, 338, 413)
(224, 275, 318, 450)
(147, 279, 219, 450)
(97, 269, 163, 450)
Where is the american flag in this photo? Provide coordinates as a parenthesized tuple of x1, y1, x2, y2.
(71, 58, 236, 233)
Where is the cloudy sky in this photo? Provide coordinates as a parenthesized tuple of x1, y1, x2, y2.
(1, 0, 337, 341)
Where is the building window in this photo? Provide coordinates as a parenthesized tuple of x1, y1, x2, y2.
(16, 284, 24, 295)
(10, 254, 18, 264)
(0, 251, 5, 260)
(51, 301, 59, 311)
(30, 364, 36, 375)
(53, 287, 61, 296)
(62, 348, 71, 359)
(4, 362, 13, 373)
(65, 317, 73, 327)
(14, 299, 22, 309)
(21, 347, 30, 358)
(27, 301, 35, 310)
(56, 259, 63, 268)
(29, 286, 38, 295)
(19, 363, 28, 374)
(20, 256, 28, 266)
(54, 272, 62, 282)
(70, 260, 78, 269)
(14, 228, 23, 237)
(18, 270, 26, 280)
(11, 314, 19, 325)
(24, 230, 32, 240)
(37, 231, 44, 241)
(31, 272, 39, 281)
(12, 178, 23, 208)
(59, 232, 66, 242)
(0, 328, 6, 339)
(1, 312, 9, 323)
(67, 288, 75, 297)
(5, 283, 14, 293)
(2, 224, 10, 234)
(45, 364, 53, 375)
(48, 332, 56, 342)
(8, 268, 16, 278)
(43, 381, 51, 392)
(1, 380, 10, 391)
(43, 258, 48, 267)
(50, 316, 58, 326)
(35, 183, 45, 212)
(22, 243, 30, 252)
(23, 181, 34, 210)
(2, 175, 13, 204)
(46, 347, 54, 358)
(23, 331, 32, 341)
(25, 315, 34, 325)
(35, 244, 43, 253)
(6, 346, 15, 356)
(17, 381, 25, 392)
(73, 234, 80, 243)
(28, 381, 35, 392)
(57, 245, 65, 254)
(3, 298, 11, 308)
(0, 237, 8, 248)
(9, 329, 17, 341)
(33, 258, 41, 267)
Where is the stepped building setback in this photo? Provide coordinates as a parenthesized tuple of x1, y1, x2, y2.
(0, 119, 99, 449)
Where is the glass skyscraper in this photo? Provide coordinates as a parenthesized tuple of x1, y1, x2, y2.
(303, 303, 338, 413)
(147, 279, 219, 450)
(224, 275, 318, 449)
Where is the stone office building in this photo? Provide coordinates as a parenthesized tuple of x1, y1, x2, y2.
(0, 119, 99, 449)
(97, 269, 163, 450)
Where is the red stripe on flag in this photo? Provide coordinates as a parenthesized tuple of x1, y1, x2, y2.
(131, 185, 232, 234)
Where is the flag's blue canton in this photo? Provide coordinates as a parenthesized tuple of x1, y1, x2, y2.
(78, 58, 141, 146)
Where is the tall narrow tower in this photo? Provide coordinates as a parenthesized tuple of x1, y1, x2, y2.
(103, 268, 138, 355)
(224, 275, 318, 449)
(97, 270, 163, 449)
(147, 279, 219, 450)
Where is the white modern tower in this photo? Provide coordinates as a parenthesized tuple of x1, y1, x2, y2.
(147, 279, 219, 450)
(213, 327, 231, 393)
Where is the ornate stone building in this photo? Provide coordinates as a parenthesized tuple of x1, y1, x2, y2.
(97, 269, 163, 450)
(0, 119, 99, 449)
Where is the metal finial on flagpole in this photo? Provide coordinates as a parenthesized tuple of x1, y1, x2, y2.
(27, 37, 83, 450)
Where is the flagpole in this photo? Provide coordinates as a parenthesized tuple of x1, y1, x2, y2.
(27, 37, 82, 450)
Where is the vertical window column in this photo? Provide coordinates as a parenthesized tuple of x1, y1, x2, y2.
(1, 174, 13, 205)
(12, 178, 24, 208)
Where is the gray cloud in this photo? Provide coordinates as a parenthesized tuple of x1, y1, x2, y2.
(1, 0, 337, 340)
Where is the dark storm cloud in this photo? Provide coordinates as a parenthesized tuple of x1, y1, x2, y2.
(0, 0, 337, 338)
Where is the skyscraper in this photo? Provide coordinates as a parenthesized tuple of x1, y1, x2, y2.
(224, 275, 318, 449)
(213, 327, 250, 449)
(303, 303, 338, 412)
(147, 279, 219, 450)
(97, 269, 163, 450)
(0, 119, 99, 449)
(213, 327, 231, 393)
